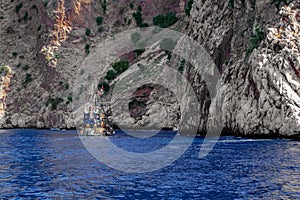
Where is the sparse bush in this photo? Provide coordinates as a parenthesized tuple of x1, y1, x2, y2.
(22, 64, 29, 71)
(0, 65, 10, 76)
(132, 6, 143, 26)
(64, 83, 69, 90)
(132, 6, 148, 27)
(153, 12, 178, 28)
(96, 16, 103, 25)
(55, 52, 59, 59)
(66, 95, 72, 104)
(98, 26, 104, 32)
(229, 0, 234, 8)
(23, 12, 28, 21)
(31, 5, 37, 11)
(185, 0, 194, 16)
(101, 0, 107, 14)
(12, 52, 17, 57)
(85, 28, 91, 36)
(246, 26, 265, 55)
(15, 2, 23, 13)
(22, 74, 32, 85)
(43, 1, 48, 7)
(47, 97, 64, 110)
(178, 59, 185, 73)
(85, 44, 90, 54)
(130, 3, 134, 9)
(134, 49, 145, 57)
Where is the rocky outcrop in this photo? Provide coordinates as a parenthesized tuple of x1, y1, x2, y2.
(0, 0, 299, 138)
(187, 0, 300, 138)
(0, 65, 13, 125)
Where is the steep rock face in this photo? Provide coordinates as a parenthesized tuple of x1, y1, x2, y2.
(187, 0, 300, 137)
(0, 0, 187, 129)
(0, 0, 299, 138)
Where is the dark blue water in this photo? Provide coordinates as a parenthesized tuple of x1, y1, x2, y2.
(0, 129, 299, 199)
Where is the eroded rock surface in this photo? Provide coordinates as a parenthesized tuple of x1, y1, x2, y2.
(0, 0, 299, 138)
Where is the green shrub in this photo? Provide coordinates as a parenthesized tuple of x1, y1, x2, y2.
(104, 59, 130, 81)
(22, 65, 29, 71)
(229, 0, 234, 8)
(31, 5, 38, 10)
(23, 12, 28, 21)
(153, 12, 178, 28)
(178, 59, 185, 73)
(22, 74, 32, 85)
(101, 0, 107, 14)
(111, 59, 129, 74)
(105, 69, 117, 80)
(43, 1, 48, 7)
(85, 44, 90, 54)
(47, 97, 64, 110)
(98, 26, 104, 32)
(15, 3, 23, 13)
(185, 0, 194, 16)
(85, 28, 91, 36)
(130, 3, 134, 9)
(0, 65, 10, 76)
(132, 6, 143, 26)
(55, 52, 59, 59)
(12, 52, 17, 57)
(66, 95, 72, 104)
(96, 16, 103, 25)
(246, 26, 265, 55)
(64, 83, 69, 90)
(134, 49, 145, 57)
(98, 82, 110, 92)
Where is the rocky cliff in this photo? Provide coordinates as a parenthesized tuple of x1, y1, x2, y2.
(0, 0, 299, 138)
(186, 0, 300, 138)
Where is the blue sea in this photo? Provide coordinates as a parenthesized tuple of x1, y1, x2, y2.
(0, 129, 299, 199)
